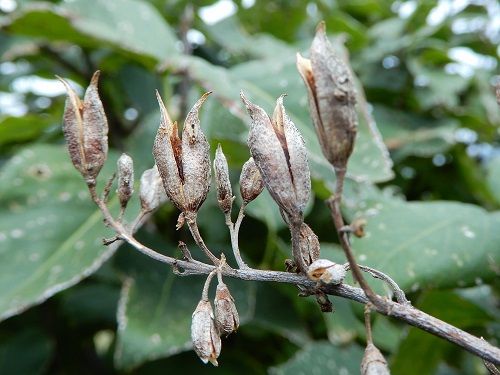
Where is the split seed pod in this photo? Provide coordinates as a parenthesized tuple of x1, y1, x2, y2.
(241, 92, 311, 224)
(153, 91, 212, 214)
(296, 22, 357, 171)
(58, 71, 108, 185)
(117, 153, 134, 209)
(191, 299, 221, 366)
(139, 165, 168, 212)
(214, 144, 233, 214)
(214, 281, 239, 336)
(239, 157, 264, 204)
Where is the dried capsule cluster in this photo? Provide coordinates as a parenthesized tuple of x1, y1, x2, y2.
(191, 269, 239, 366)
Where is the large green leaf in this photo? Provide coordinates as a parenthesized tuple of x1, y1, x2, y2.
(114, 240, 256, 370)
(0, 145, 119, 321)
(346, 198, 500, 291)
(3, 0, 178, 63)
(269, 342, 363, 375)
(486, 155, 500, 205)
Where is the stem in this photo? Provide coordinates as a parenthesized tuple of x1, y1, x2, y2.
(354, 264, 410, 305)
(364, 305, 373, 344)
(225, 204, 249, 269)
(201, 269, 217, 300)
(290, 220, 308, 274)
(185, 212, 220, 265)
(328, 167, 384, 310)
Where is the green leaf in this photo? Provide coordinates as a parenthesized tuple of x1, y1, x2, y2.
(0, 328, 54, 375)
(0, 145, 119, 321)
(4, 0, 178, 63)
(486, 155, 500, 205)
(347, 199, 500, 291)
(0, 115, 53, 146)
(269, 342, 363, 375)
(391, 290, 493, 375)
(114, 239, 256, 370)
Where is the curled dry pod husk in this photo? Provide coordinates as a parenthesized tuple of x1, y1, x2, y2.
(139, 165, 168, 212)
(239, 157, 264, 204)
(191, 299, 221, 366)
(241, 92, 311, 224)
(214, 144, 233, 214)
(214, 282, 239, 336)
(117, 153, 134, 208)
(58, 71, 108, 184)
(153, 91, 212, 213)
(298, 223, 320, 267)
(296, 22, 357, 171)
(307, 259, 347, 285)
(361, 342, 390, 375)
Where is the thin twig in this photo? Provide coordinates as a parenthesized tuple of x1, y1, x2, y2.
(184, 211, 220, 265)
(86, 184, 500, 365)
(225, 204, 249, 269)
(327, 167, 386, 311)
(364, 304, 373, 344)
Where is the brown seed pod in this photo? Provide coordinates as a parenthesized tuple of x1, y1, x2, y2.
(191, 299, 221, 366)
(361, 342, 390, 375)
(58, 71, 108, 185)
(241, 92, 311, 224)
(239, 157, 264, 204)
(297, 22, 357, 171)
(214, 144, 233, 214)
(117, 153, 134, 209)
(214, 282, 239, 336)
(153, 91, 212, 213)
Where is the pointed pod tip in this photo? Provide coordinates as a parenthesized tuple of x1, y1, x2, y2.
(90, 70, 101, 87)
(316, 21, 326, 33)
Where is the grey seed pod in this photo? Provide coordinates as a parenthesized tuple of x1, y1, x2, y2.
(58, 71, 108, 185)
(241, 92, 310, 223)
(214, 282, 239, 336)
(239, 157, 264, 204)
(298, 223, 320, 266)
(297, 22, 357, 171)
(191, 299, 221, 366)
(139, 165, 168, 212)
(307, 259, 347, 285)
(361, 343, 390, 375)
(153, 91, 212, 213)
(214, 144, 233, 214)
(117, 153, 134, 208)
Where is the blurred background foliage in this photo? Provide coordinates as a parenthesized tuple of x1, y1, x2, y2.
(0, 0, 499, 373)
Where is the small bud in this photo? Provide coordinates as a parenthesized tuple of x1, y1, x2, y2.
(58, 71, 108, 185)
(214, 144, 233, 214)
(307, 259, 347, 285)
(298, 223, 320, 267)
(191, 299, 221, 366)
(117, 153, 134, 209)
(239, 157, 264, 204)
(214, 281, 239, 336)
(241, 92, 311, 224)
(153, 91, 212, 213)
(351, 217, 367, 238)
(361, 343, 390, 375)
(297, 22, 357, 171)
(139, 165, 168, 212)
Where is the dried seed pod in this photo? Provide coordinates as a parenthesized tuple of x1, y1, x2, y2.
(297, 22, 357, 171)
(191, 299, 221, 366)
(139, 165, 168, 212)
(298, 223, 320, 266)
(239, 157, 264, 204)
(58, 71, 108, 185)
(153, 91, 212, 213)
(214, 281, 239, 336)
(241, 92, 311, 224)
(117, 153, 134, 209)
(214, 144, 233, 214)
(307, 259, 347, 285)
(361, 342, 390, 375)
